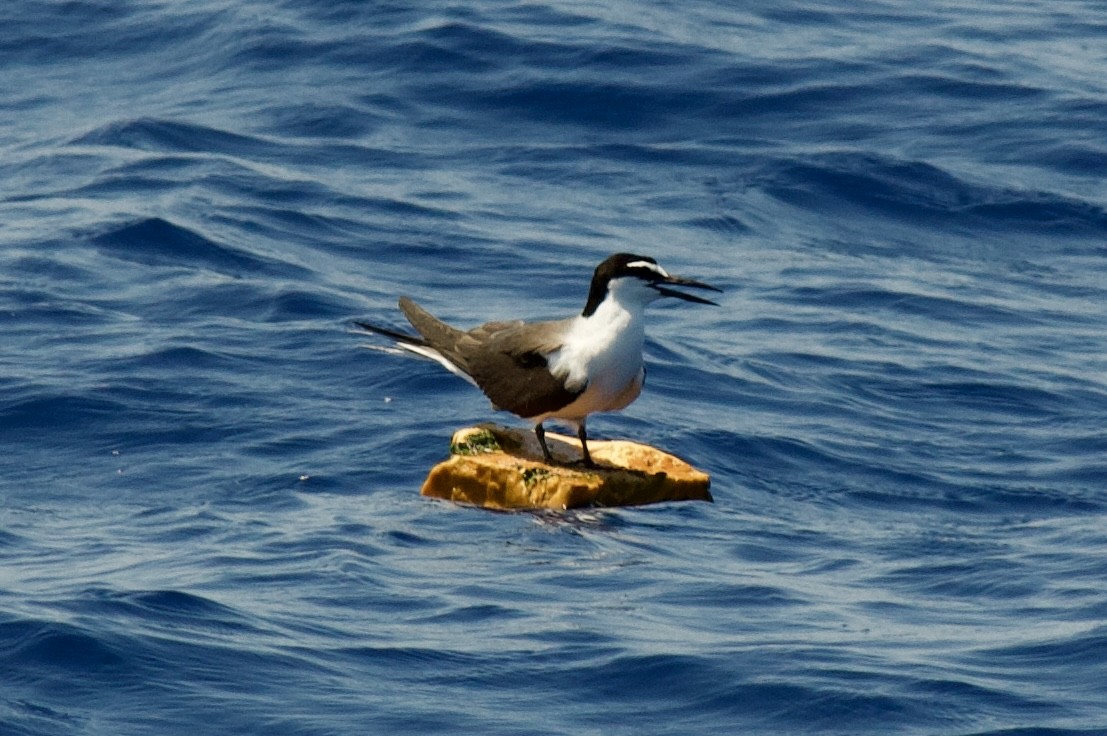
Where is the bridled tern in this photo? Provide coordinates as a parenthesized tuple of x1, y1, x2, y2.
(354, 253, 721, 467)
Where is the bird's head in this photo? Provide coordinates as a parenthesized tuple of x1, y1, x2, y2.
(582, 253, 722, 316)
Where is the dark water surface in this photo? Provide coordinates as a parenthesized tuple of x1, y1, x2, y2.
(3, 1, 1107, 734)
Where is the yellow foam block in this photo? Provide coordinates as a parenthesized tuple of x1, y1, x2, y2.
(420, 424, 712, 510)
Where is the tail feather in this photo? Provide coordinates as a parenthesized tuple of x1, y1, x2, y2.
(398, 297, 465, 350)
(353, 320, 425, 347)
(354, 302, 477, 387)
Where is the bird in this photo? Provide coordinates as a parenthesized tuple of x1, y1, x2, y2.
(354, 253, 721, 467)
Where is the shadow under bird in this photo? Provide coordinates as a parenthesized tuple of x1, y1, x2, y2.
(354, 253, 721, 467)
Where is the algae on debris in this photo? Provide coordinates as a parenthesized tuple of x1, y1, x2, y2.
(449, 427, 501, 456)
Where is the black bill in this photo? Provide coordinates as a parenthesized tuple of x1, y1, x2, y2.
(652, 275, 722, 306)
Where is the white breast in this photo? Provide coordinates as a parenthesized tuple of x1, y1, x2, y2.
(539, 290, 648, 422)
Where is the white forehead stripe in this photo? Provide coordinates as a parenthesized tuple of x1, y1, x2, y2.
(626, 260, 669, 278)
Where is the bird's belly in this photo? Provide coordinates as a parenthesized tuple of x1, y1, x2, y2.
(540, 366, 643, 421)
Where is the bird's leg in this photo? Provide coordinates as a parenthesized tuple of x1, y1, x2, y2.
(534, 422, 555, 464)
(577, 421, 595, 468)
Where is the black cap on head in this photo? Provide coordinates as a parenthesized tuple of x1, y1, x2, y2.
(581, 253, 720, 316)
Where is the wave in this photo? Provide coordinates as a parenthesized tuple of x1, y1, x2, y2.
(756, 152, 1107, 234)
(2, 394, 122, 432)
(91, 216, 303, 277)
(0, 618, 129, 678)
(73, 118, 284, 159)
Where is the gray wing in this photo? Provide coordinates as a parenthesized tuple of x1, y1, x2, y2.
(400, 297, 582, 419)
(462, 318, 583, 419)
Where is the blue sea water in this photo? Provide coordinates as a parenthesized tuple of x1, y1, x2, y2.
(3, 0, 1107, 733)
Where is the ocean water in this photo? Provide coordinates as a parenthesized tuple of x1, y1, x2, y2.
(2, 1, 1107, 734)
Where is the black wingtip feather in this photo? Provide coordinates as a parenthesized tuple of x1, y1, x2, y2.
(353, 320, 427, 346)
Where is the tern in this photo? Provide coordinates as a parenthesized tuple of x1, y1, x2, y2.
(354, 253, 721, 467)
